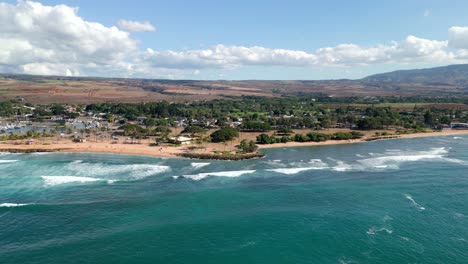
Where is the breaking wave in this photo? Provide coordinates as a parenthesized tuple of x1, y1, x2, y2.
(41, 176, 107, 187)
(267, 167, 327, 175)
(0, 203, 33, 208)
(267, 159, 330, 174)
(191, 162, 210, 169)
(65, 162, 170, 179)
(260, 147, 466, 178)
(367, 227, 393, 235)
(0, 160, 18, 163)
(405, 194, 426, 211)
(181, 170, 256, 181)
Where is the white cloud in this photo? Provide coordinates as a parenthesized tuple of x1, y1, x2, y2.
(448, 26, 468, 49)
(143, 45, 318, 69)
(117, 19, 156, 32)
(142, 37, 453, 70)
(0, 0, 137, 76)
(0, 1, 467, 79)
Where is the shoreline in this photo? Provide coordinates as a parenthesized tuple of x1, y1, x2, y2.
(258, 130, 468, 150)
(0, 130, 467, 159)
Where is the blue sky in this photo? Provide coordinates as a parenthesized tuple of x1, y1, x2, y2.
(2, 0, 468, 79)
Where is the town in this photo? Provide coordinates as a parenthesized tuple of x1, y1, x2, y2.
(0, 95, 467, 159)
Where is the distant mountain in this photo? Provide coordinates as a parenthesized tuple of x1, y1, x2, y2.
(363, 64, 468, 86)
(1, 64, 467, 104)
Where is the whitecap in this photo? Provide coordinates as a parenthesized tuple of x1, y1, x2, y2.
(405, 194, 426, 211)
(41, 176, 104, 187)
(0, 203, 32, 208)
(191, 162, 210, 169)
(399, 236, 410, 241)
(181, 170, 256, 181)
(267, 167, 326, 175)
(332, 160, 352, 172)
(0, 160, 18, 163)
(443, 158, 468, 166)
(66, 162, 170, 179)
(453, 137, 463, 140)
(383, 215, 393, 222)
(367, 227, 393, 235)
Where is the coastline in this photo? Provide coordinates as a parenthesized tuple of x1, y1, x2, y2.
(257, 130, 468, 150)
(0, 129, 466, 159)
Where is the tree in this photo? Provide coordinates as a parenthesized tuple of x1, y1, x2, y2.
(256, 134, 274, 144)
(424, 110, 434, 126)
(237, 139, 258, 153)
(182, 126, 206, 137)
(210, 127, 239, 143)
(306, 132, 330, 142)
(50, 104, 66, 115)
(241, 121, 272, 132)
(276, 127, 293, 135)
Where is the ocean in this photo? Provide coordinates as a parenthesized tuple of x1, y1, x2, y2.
(1, 136, 467, 263)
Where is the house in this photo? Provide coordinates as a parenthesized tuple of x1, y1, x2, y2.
(26, 140, 35, 145)
(450, 122, 468, 129)
(169, 136, 192, 145)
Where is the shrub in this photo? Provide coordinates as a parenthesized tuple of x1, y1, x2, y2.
(210, 127, 239, 142)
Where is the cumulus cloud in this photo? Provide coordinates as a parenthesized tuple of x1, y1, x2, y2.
(0, 1, 467, 79)
(143, 45, 318, 69)
(117, 19, 156, 32)
(143, 36, 453, 70)
(448, 26, 468, 49)
(0, 0, 137, 76)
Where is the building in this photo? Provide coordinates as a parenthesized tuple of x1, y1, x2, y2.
(169, 136, 192, 145)
(450, 123, 468, 129)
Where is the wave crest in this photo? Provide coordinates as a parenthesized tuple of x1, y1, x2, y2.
(41, 176, 104, 187)
(0, 203, 32, 207)
(181, 170, 256, 181)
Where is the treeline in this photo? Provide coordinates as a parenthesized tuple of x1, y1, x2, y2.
(1, 95, 467, 132)
(256, 131, 364, 144)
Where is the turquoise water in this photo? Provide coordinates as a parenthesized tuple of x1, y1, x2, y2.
(1, 136, 468, 263)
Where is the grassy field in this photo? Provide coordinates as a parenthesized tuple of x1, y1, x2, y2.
(0, 75, 466, 104)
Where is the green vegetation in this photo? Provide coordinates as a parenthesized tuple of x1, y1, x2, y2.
(241, 121, 272, 132)
(236, 139, 258, 153)
(210, 128, 239, 143)
(256, 131, 364, 145)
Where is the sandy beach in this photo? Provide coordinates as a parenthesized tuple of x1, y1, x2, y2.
(0, 129, 467, 159)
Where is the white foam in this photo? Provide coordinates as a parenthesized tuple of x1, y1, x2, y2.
(383, 215, 393, 222)
(263, 160, 286, 167)
(0, 160, 18, 163)
(405, 194, 426, 211)
(191, 162, 210, 169)
(0, 203, 32, 208)
(453, 137, 463, 140)
(332, 160, 352, 172)
(267, 167, 326, 175)
(357, 148, 451, 169)
(367, 227, 393, 235)
(444, 158, 468, 166)
(182, 170, 256, 181)
(66, 162, 170, 179)
(41, 176, 104, 187)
